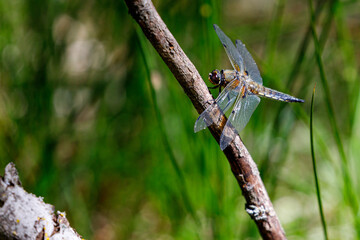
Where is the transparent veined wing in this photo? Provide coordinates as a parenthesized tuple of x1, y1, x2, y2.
(213, 24, 244, 73)
(235, 40, 263, 85)
(219, 94, 260, 150)
(194, 79, 241, 132)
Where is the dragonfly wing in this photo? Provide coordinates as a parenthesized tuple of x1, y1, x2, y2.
(194, 79, 241, 132)
(213, 24, 244, 72)
(235, 40, 263, 84)
(220, 94, 260, 150)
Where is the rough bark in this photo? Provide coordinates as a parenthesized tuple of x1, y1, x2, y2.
(0, 163, 83, 240)
(124, 0, 286, 239)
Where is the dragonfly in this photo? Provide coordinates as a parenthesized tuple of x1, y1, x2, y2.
(194, 24, 304, 150)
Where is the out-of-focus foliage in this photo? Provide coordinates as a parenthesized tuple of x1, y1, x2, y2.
(0, 0, 360, 239)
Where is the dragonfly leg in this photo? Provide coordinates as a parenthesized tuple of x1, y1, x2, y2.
(222, 94, 232, 111)
(205, 99, 216, 105)
(208, 85, 219, 90)
(208, 85, 220, 96)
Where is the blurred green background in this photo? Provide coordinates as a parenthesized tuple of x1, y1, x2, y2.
(1, 0, 360, 239)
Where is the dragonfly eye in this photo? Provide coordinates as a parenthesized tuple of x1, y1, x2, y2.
(208, 69, 221, 85)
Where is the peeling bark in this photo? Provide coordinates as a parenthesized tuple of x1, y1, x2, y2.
(0, 163, 83, 240)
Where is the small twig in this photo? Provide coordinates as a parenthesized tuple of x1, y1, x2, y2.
(124, 0, 286, 239)
(0, 163, 83, 240)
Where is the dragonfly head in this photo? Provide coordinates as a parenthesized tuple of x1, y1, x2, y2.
(208, 69, 221, 86)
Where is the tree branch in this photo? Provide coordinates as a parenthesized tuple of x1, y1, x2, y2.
(0, 163, 83, 240)
(124, 0, 286, 239)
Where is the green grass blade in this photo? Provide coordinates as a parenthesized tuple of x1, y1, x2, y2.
(259, 0, 335, 187)
(135, 26, 200, 228)
(310, 85, 328, 240)
(308, 0, 360, 236)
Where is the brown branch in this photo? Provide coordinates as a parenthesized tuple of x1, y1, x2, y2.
(124, 0, 286, 239)
(0, 163, 83, 240)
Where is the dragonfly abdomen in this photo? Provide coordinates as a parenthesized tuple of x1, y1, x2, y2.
(250, 85, 304, 103)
